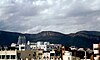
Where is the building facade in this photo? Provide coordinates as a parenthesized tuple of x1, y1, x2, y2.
(93, 43, 100, 60)
(0, 50, 17, 60)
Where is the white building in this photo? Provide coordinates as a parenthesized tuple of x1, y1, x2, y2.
(18, 44, 31, 51)
(70, 46, 78, 50)
(50, 50, 55, 60)
(42, 51, 50, 60)
(36, 41, 48, 51)
(30, 41, 62, 51)
(63, 51, 80, 60)
(93, 43, 100, 60)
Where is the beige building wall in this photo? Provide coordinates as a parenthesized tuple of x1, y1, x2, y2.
(0, 50, 17, 60)
(18, 50, 33, 60)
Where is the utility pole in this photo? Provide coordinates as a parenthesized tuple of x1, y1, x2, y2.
(4, 46, 7, 60)
(84, 50, 87, 60)
(84, 48, 87, 60)
(36, 44, 38, 60)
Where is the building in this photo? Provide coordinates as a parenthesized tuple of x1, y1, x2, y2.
(0, 50, 17, 60)
(11, 36, 31, 51)
(93, 43, 100, 60)
(43, 51, 50, 60)
(63, 51, 80, 60)
(0, 47, 39, 60)
(50, 50, 56, 60)
(29, 41, 62, 51)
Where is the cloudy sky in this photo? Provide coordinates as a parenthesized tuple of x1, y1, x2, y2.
(0, 0, 100, 34)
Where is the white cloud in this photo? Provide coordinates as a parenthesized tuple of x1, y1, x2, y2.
(0, 0, 100, 34)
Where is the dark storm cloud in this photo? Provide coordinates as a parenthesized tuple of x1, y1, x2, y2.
(0, 0, 100, 34)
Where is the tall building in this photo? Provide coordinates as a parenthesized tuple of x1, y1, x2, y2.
(17, 36, 26, 45)
(17, 36, 30, 51)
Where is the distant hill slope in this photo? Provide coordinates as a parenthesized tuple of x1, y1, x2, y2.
(0, 31, 100, 48)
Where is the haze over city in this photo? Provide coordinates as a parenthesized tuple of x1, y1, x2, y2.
(0, 0, 100, 34)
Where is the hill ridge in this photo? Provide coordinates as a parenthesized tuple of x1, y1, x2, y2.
(0, 30, 100, 48)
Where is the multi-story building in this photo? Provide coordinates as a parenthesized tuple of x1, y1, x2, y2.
(11, 36, 31, 51)
(42, 51, 50, 60)
(0, 47, 34, 60)
(0, 49, 17, 60)
(63, 51, 80, 60)
(93, 43, 100, 60)
(29, 41, 62, 51)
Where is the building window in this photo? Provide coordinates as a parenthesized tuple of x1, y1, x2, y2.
(43, 56, 46, 59)
(2, 55, 5, 59)
(17, 53, 21, 59)
(68, 57, 70, 60)
(33, 52, 36, 57)
(21, 47, 25, 49)
(39, 57, 41, 59)
(11, 55, 15, 59)
(94, 48, 99, 50)
(6, 55, 10, 59)
(55, 58, 57, 60)
(50, 57, 53, 59)
(50, 53, 54, 56)
(47, 47, 49, 48)
(73, 58, 76, 60)
(47, 56, 49, 59)
(0, 55, 1, 59)
(29, 54, 31, 56)
(38, 53, 42, 55)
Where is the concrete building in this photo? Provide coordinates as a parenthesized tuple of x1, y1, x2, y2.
(17, 50, 34, 60)
(29, 41, 49, 51)
(11, 36, 31, 51)
(37, 49, 43, 60)
(30, 41, 62, 51)
(70, 46, 78, 50)
(93, 43, 100, 60)
(43, 51, 50, 60)
(18, 44, 31, 51)
(0, 50, 17, 60)
(63, 51, 80, 60)
(50, 50, 56, 60)
(0, 48, 35, 60)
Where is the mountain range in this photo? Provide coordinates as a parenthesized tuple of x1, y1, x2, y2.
(0, 30, 100, 48)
